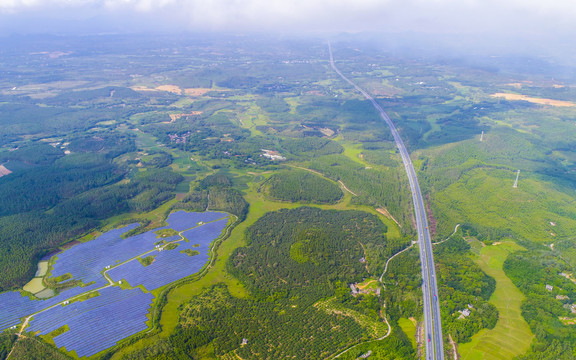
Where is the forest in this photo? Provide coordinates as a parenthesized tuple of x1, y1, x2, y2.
(264, 169, 343, 204)
(167, 207, 405, 359)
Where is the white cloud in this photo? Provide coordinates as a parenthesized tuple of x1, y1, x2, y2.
(1, 0, 576, 36)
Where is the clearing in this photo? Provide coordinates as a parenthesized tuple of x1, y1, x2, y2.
(0, 165, 12, 177)
(458, 242, 533, 360)
(23, 278, 46, 294)
(184, 88, 224, 96)
(491, 93, 576, 107)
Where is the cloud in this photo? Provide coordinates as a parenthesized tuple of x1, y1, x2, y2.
(1, 0, 576, 37)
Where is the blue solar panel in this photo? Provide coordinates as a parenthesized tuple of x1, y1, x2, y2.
(0, 283, 100, 331)
(28, 287, 153, 357)
(166, 210, 228, 231)
(107, 218, 229, 290)
(1, 211, 230, 356)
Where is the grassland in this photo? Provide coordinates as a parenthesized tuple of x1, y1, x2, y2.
(398, 317, 417, 349)
(458, 242, 533, 360)
(432, 167, 576, 243)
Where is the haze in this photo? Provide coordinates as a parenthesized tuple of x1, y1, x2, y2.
(0, 0, 575, 38)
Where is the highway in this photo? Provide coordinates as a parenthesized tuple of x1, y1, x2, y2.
(328, 43, 444, 360)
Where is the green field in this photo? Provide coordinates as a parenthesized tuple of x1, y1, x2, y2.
(398, 317, 417, 349)
(433, 167, 576, 242)
(458, 243, 533, 360)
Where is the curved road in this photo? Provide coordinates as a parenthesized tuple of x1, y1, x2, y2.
(328, 43, 444, 360)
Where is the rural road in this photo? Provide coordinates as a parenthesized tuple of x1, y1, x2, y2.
(329, 42, 445, 360)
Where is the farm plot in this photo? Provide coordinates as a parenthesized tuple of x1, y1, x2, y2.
(28, 286, 153, 358)
(107, 218, 229, 290)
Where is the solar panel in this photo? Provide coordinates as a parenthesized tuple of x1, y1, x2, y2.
(1, 211, 230, 356)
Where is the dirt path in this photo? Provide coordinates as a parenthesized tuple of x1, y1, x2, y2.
(337, 180, 357, 196)
(379, 243, 415, 282)
(449, 334, 459, 360)
(290, 165, 357, 196)
(375, 207, 401, 228)
(432, 224, 460, 245)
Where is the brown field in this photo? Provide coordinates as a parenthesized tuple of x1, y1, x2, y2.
(156, 85, 182, 94)
(131, 85, 183, 94)
(491, 93, 576, 107)
(183, 88, 217, 96)
(131, 86, 226, 97)
(0, 165, 12, 178)
(130, 86, 161, 92)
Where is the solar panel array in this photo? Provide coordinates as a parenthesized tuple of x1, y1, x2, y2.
(49, 211, 228, 288)
(50, 223, 177, 288)
(27, 286, 153, 358)
(0, 283, 99, 331)
(166, 210, 228, 231)
(0, 211, 230, 356)
(108, 218, 229, 290)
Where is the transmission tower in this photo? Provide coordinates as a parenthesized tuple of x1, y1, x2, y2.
(513, 170, 520, 188)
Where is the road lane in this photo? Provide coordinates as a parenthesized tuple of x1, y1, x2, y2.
(328, 43, 444, 360)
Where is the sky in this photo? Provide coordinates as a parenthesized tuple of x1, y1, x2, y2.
(0, 0, 575, 38)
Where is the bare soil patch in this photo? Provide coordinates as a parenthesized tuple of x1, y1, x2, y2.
(183, 88, 220, 96)
(376, 207, 401, 228)
(0, 165, 12, 178)
(130, 86, 161, 92)
(491, 93, 576, 107)
(156, 85, 182, 94)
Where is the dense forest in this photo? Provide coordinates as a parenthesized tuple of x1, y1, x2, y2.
(161, 207, 411, 359)
(264, 169, 343, 204)
(435, 235, 498, 343)
(504, 248, 576, 359)
(0, 133, 183, 291)
(172, 172, 248, 221)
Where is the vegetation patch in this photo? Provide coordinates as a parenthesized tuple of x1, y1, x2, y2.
(180, 249, 200, 257)
(154, 228, 178, 238)
(265, 169, 343, 204)
(289, 241, 310, 264)
(47, 324, 70, 338)
(398, 318, 418, 349)
(435, 234, 499, 344)
(458, 243, 533, 360)
(138, 255, 156, 267)
(6, 336, 73, 360)
(170, 207, 399, 359)
(163, 243, 180, 251)
(314, 296, 388, 338)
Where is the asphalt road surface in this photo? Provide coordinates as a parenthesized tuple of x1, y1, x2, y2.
(328, 43, 444, 360)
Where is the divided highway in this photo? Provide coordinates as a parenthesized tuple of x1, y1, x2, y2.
(329, 43, 444, 360)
